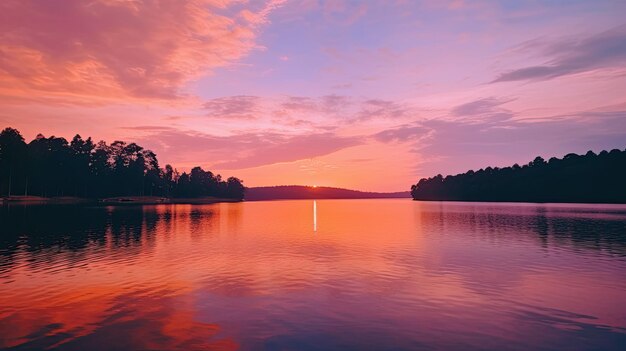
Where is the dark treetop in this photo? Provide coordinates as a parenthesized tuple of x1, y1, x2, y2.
(411, 149, 626, 204)
(0, 127, 245, 200)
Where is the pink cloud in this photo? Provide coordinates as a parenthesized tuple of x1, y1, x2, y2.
(131, 127, 363, 170)
(492, 25, 626, 83)
(203, 95, 261, 120)
(239, 0, 287, 26)
(285, 95, 350, 112)
(355, 99, 412, 121)
(0, 0, 281, 101)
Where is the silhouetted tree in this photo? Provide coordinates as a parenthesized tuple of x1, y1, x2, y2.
(176, 172, 191, 197)
(0, 127, 246, 200)
(225, 177, 245, 200)
(410, 149, 626, 204)
(162, 164, 176, 197)
(0, 128, 27, 196)
(69, 134, 95, 196)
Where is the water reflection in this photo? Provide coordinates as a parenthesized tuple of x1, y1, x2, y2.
(0, 200, 625, 350)
(313, 200, 317, 232)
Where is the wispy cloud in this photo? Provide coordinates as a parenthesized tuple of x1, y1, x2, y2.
(492, 25, 626, 83)
(372, 125, 430, 143)
(277, 95, 352, 115)
(203, 96, 260, 120)
(451, 97, 515, 122)
(213, 132, 363, 169)
(135, 128, 363, 170)
(355, 99, 413, 121)
(452, 97, 512, 116)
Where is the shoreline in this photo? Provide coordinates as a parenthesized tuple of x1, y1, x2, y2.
(411, 198, 626, 205)
(3, 196, 624, 206)
(0, 196, 242, 206)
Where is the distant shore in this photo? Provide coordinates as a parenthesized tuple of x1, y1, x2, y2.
(0, 196, 241, 206)
(245, 185, 410, 201)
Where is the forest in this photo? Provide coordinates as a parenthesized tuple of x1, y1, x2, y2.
(0, 127, 245, 200)
(411, 149, 626, 204)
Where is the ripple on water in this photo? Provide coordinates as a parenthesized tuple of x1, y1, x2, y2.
(0, 200, 625, 350)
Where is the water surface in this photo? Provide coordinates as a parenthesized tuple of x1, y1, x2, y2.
(1, 200, 625, 350)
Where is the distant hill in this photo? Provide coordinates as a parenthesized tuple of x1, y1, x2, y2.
(245, 185, 410, 201)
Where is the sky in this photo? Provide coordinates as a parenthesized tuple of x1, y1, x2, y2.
(1, 0, 625, 192)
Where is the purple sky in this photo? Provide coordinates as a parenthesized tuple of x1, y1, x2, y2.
(1, 0, 625, 191)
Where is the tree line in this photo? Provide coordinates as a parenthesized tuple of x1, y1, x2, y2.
(0, 127, 245, 200)
(411, 149, 626, 204)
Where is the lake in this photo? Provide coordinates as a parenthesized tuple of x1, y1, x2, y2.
(1, 199, 625, 350)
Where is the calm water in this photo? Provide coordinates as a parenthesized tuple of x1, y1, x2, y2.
(1, 199, 625, 351)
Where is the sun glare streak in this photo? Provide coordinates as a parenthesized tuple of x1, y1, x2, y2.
(313, 200, 317, 232)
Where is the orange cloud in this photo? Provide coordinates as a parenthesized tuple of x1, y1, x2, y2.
(0, 0, 282, 102)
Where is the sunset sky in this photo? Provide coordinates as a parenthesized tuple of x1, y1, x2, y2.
(1, 0, 625, 191)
